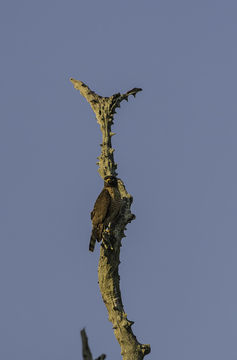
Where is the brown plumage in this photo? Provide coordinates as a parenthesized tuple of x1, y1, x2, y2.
(89, 176, 121, 252)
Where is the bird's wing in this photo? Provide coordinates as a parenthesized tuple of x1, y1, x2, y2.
(91, 188, 111, 225)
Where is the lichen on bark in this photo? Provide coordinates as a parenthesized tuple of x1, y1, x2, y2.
(71, 78, 150, 360)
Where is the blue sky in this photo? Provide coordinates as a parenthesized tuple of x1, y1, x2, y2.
(1, 1, 237, 359)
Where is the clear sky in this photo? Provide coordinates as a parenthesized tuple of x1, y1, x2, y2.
(1, 1, 237, 359)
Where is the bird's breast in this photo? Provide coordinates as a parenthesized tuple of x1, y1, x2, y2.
(106, 187, 122, 216)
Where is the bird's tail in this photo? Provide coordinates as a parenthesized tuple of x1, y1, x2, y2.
(89, 229, 97, 252)
(89, 225, 103, 252)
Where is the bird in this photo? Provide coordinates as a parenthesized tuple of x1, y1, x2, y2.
(89, 176, 121, 252)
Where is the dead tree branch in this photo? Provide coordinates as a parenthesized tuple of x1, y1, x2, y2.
(71, 78, 150, 360)
(81, 328, 106, 360)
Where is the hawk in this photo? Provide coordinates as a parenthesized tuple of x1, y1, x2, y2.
(89, 176, 121, 252)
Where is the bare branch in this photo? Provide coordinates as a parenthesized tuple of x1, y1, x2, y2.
(95, 355, 106, 360)
(81, 328, 93, 360)
(81, 329, 106, 360)
(72, 79, 150, 360)
(70, 78, 143, 179)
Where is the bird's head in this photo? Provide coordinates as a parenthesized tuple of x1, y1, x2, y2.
(104, 176, 118, 187)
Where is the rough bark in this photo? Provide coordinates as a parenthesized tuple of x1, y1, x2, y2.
(71, 78, 150, 360)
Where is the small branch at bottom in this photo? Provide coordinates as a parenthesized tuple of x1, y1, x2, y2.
(81, 328, 106, 360)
